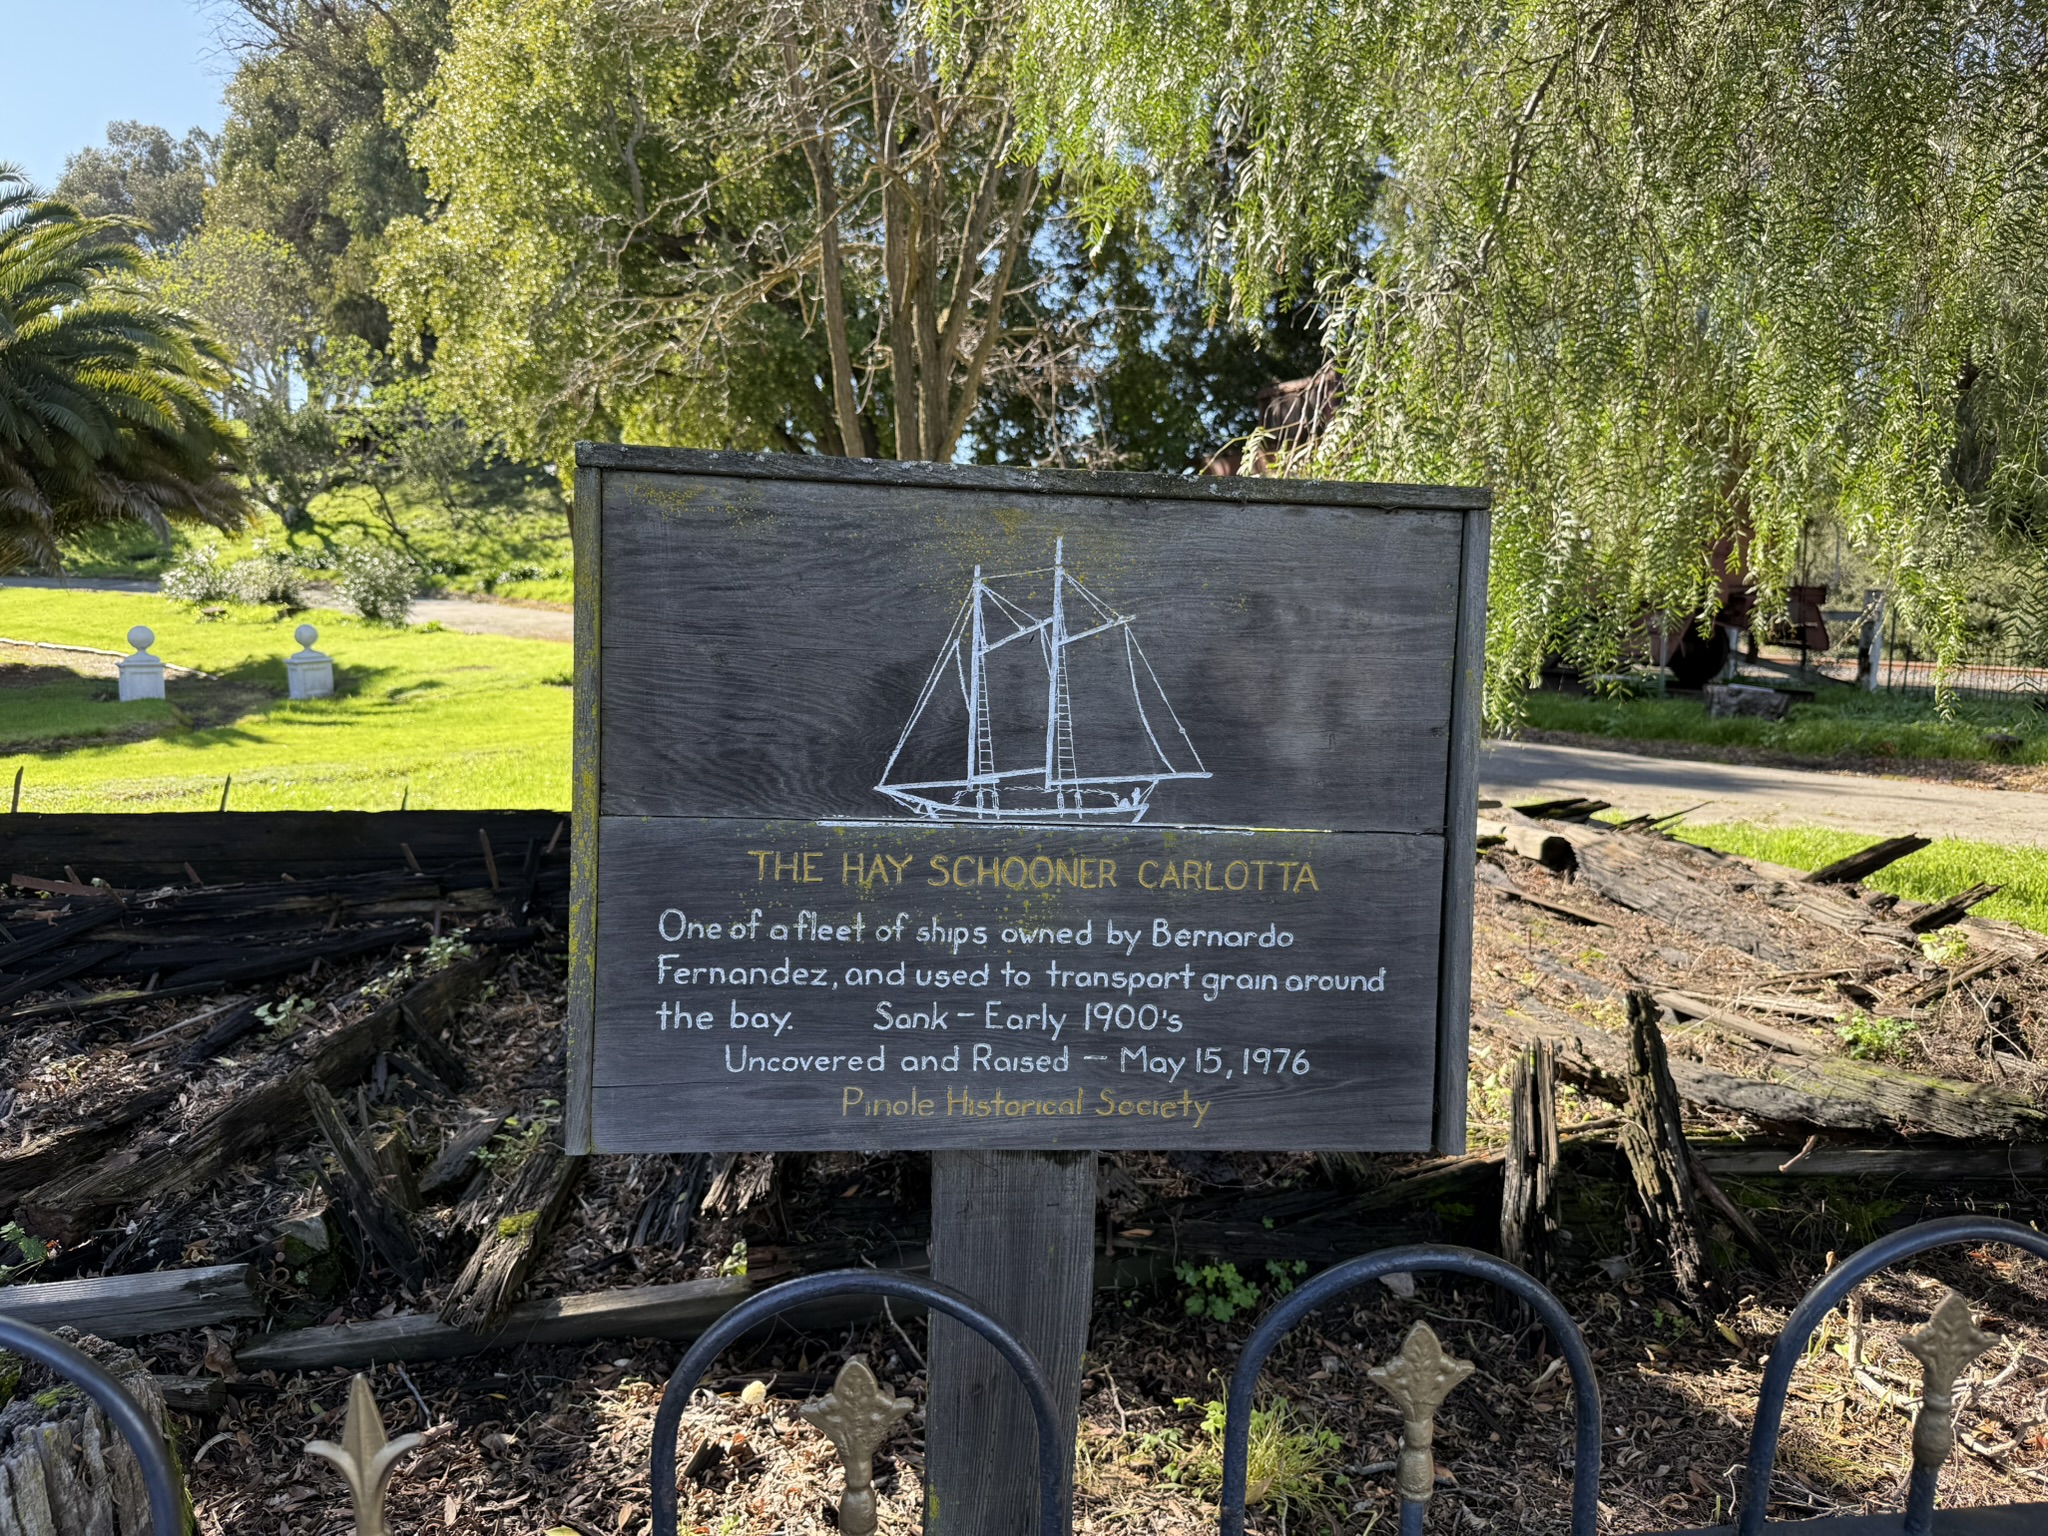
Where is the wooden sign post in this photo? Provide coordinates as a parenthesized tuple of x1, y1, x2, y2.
(567, 448, 1489, 1531)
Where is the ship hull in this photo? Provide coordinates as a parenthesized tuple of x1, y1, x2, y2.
(876, 782, 1158, 824)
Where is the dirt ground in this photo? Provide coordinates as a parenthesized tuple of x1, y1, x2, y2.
(10, 833, 2048, 1536)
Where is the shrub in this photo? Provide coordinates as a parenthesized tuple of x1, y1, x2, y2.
(337, 544, 419, 624)
(226, 553, 305, 608)
(160, 545, 236, 604)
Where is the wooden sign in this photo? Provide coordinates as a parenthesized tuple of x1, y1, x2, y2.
(567, 449, 1488, 1155)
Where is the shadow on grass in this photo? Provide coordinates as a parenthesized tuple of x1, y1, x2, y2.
(1, 657, 407, 756)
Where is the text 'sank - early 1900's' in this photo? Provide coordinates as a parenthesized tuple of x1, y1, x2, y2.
(569, 449, 1489, 1153)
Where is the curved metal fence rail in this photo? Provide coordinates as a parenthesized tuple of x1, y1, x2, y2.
(0, 1312, 187, 1536)
(647, 1268, 1070, 1536)
(1217, 1243, 1604, 1536)
(1732, 1215, 2048, 1536)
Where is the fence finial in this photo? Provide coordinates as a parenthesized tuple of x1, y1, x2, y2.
(1902, 1290, 1997, 1475)
(801, 1357, 912, 1536)
(1368, 1321, 1476, 1504)
(305, 1372, 423, 1536)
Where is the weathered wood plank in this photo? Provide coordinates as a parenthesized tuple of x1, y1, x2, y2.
(1435, 505, 1489, 1153)
(1801, 834, 1932, 885)
(1902, 882, 2001, 933)
(22, 956, 499, 1241)
(1489, 998, 2047, 1140)
(238, 1273, 758, 1370)
(926, 1151, 1094, 1536)
(1574, 835, 1804, 966)
(2, 810, 564, 887)
(438, 1144, 585, 1332)
(575, 442, 1492, 513)
(591, 817, 1442, 1151)
(567, 461, 602, 1156)
(0, 1264, 256, 1337)
(306, 1083, 425, 1290)
(598, 472, 1464, 832)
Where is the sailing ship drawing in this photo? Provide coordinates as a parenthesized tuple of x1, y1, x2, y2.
(875, 539, 1211, 822)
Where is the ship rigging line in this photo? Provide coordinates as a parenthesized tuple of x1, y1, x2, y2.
(878, 591, 974, 790)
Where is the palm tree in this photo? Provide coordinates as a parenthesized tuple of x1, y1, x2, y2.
(0, 165, 246, 573)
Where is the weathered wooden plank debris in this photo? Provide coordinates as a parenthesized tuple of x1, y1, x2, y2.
(417, 1110, 512, 1202)
(1801, 834, 1932, 885)
(438, 1142, 585, 1332)
(1499, 1042, 1559, 1280)
(20, 955, 499, 1241)
(1574, 834, 1804, 965)
(1903, 882, 2001, 932)
(1491, 997, 2047, 1139)
(305, 1083, 426, 1290)
(1475, 863, 1611, 925)
(1619, 993, 1711, 1303)
(0, 1264, 257, 1337)
(1475, 814, 1577, 871)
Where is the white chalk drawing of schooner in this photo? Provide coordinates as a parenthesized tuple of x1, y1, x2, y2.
(876, 539, 1210, 822)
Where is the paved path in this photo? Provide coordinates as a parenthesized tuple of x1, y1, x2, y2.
(1, 575, 570, 642)
(1482, 739, 2048, 847)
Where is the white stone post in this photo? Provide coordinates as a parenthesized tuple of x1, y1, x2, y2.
(117, 626, 166, 702)
(287, 623, 335, 699)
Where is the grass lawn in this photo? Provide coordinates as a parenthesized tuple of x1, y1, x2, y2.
(0, 590, 569, 811)
(57, 482, 573, 607)
(1672, 821, 2048, 934)
(1522, 681, 2048, 765)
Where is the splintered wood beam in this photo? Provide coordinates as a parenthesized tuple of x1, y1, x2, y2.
(1491, 996, 2047, 1141)
(1618, 993, 1708, 1305)
(21, 955, 499, 1243)
(305, 1082, 425, 1290)
(438, 1143, 585, 1332)
(417, 1110, 512, 1203)
(0, 1264, 258, 1337)
(1904, 883, 2002, 933)
(1475, 816, 1576, 871)
(1801, 835, 1932, 885)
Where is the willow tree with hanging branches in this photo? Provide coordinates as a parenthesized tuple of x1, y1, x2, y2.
(1013, 0, 2048, 715)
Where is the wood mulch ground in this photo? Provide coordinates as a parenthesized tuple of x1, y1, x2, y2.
(7, 826, 2048, 1535)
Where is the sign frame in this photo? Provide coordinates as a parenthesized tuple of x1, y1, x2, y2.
(566, 446, 1490, 1155)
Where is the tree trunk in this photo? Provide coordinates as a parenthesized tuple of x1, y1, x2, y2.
(0, 1331, 171, 1536)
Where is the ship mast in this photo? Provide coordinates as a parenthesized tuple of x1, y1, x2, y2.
(966, 566, 992, 812)
(1044, 538, 1078, 806)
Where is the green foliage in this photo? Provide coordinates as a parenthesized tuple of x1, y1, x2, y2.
(335, 543, 419, 624)
(966, 210, 1329, 470)
(1835, 1010, 1920, 1063)
(209, 0, 448, 349)
(1918, 927, 1973, 968)
(1135, 1397, 1344, 1520)
(379, 0, 1049, 466)
(162, 543, 307, 608)
(0, 169, 247, 573)
(1673, 821, 2048, 935)
(257, 993, 316, 1039)
(1176, 1260, 1260, 1321)
(0, 1222, 51, 1285)
(1521, 683, 2048, 766)
(1173, 1258, 1306, 1321)
(1017, 0, 2048, 718)
(55, 122, 215, 248)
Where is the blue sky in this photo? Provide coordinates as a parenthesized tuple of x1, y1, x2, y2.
(3, 1, 231, 188)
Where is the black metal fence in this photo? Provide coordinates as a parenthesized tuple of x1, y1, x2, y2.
(6, 1215, 2045, 1535)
